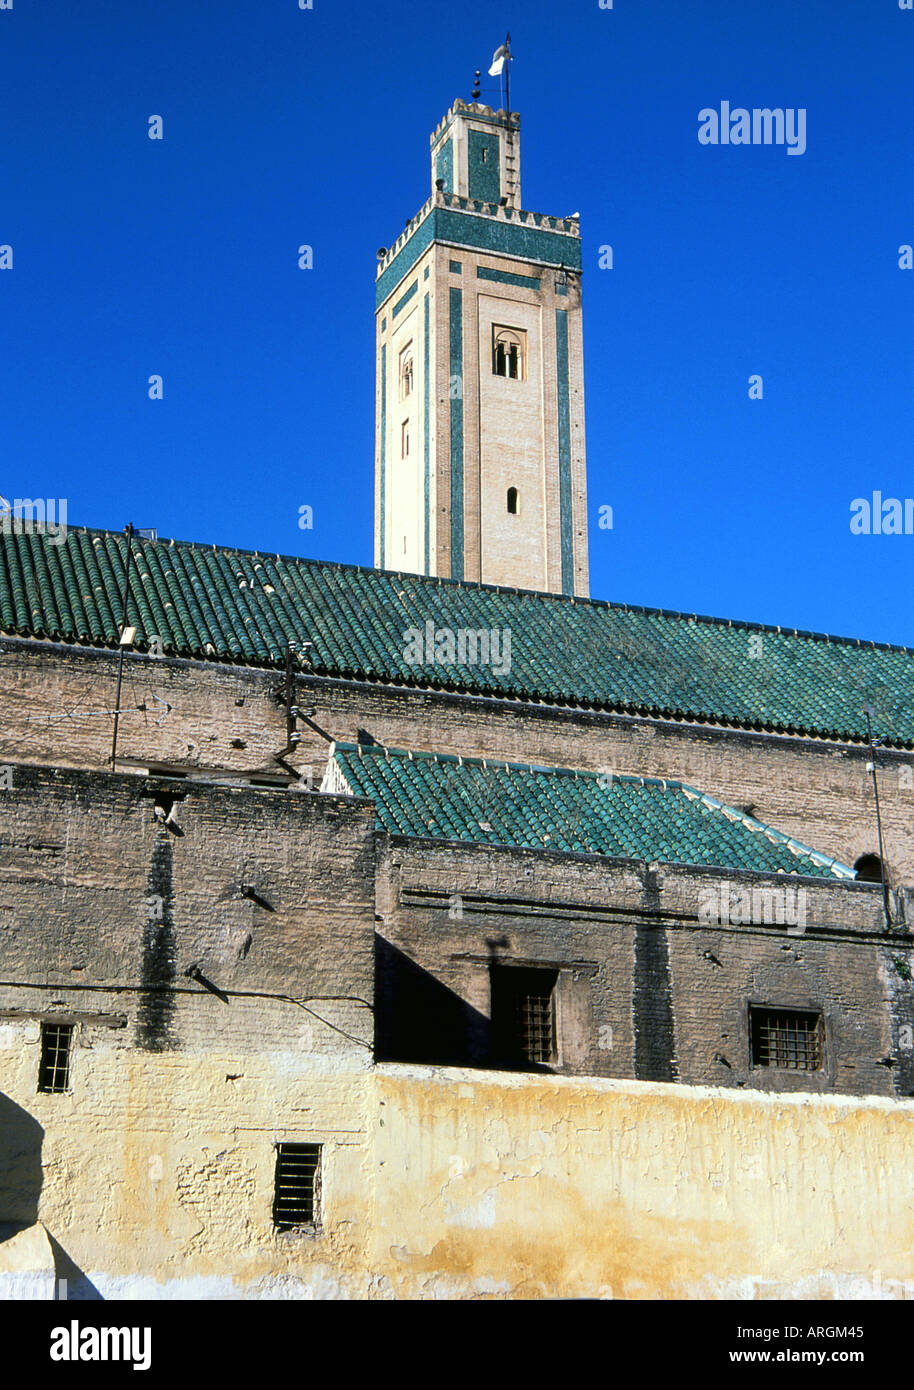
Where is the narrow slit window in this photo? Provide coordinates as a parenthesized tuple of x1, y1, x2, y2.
(399, 346, 414, 400)
(507, 487, 518, 514)
(273, 1142, 321, 1230)
(38, 1022, 73, 1093)
(401, 420, 410, 458)
(749, 1006, 823, 1072)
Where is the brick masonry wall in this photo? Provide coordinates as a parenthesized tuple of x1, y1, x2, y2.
(4, 640, 914, 890)
(0, 764, 377, 1295)
(375, 836, 912, 1099)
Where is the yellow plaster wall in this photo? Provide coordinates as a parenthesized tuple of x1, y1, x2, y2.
(371, 1065, 914, 1300)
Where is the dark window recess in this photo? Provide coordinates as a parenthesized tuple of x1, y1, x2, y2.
(493, 967, 558, 1067)
(507, 487, 518, 514)
(750, 1007, 823, 1072)
(493, 329, 523, 379)
(38, 1022, 74, 1093)
(272, 1143, 321, 1229)
(854, 854, 884, 884)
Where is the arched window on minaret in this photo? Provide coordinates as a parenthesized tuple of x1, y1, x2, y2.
(506, 487, 518, 514)
(493, 327, 524, 380)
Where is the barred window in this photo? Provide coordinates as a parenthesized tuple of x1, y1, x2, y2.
(750, 1007, 823, 1072)
(272, 1143, 321, 1230)
(38, 1022, 73, 1093)
(493, 966, 558, 1067)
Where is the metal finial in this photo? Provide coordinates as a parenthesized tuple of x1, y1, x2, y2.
(472, 69, 481, 101)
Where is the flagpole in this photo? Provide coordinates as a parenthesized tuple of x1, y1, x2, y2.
(505, 32, 511, 115)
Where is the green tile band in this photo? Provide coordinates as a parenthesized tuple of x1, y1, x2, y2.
(329, 742, 856, 878)
(449, 286, 464, 580)
(379, 344, 387, 569)
(477, 265, 541, 291)
(468, 130, 501, 204)
(556, 309, 573, 595)
(393, 281, 418, 318)
(423, 292, 430, 574)
(377, 208, 581, 308)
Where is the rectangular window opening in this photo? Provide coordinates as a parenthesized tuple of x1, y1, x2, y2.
(38, 1022, 73, 1093)
(493, 966, 558, 1068)
(492, 325, 526, 381)
(749, 1006, 823, 1072)
(272, 1142, 321, 1230)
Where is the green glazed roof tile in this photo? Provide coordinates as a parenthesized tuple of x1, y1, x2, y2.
(326, 741, 856, 878)
(2, 523, 914, 747)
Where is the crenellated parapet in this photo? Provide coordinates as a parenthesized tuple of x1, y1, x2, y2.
(376, 188, 580, 281)
(429, 98, 520, 145)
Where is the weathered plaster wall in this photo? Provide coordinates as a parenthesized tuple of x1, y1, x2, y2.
(4, 1059, 914, 1300)
(371, 1065, 914, 1300)
(0, 764, 378, 1298)
(0, 1019, 376, 1299)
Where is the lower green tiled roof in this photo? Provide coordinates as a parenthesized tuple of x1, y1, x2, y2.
(324, 742, 856, 878)
(2, 524, 913, 746)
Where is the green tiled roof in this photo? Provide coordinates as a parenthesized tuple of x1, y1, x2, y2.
(2, 524, 913, 746)
(325, 742, 856, 878)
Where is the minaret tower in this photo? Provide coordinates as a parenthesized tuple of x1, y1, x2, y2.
(374, 93, 589, 597)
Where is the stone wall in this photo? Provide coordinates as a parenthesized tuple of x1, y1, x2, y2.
(0, 763, 377, 1297)
(376, 836, 910, 1098)
(3, 639, 911, 885)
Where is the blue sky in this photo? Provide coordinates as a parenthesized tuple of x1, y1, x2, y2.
(2, 0, 913, 643)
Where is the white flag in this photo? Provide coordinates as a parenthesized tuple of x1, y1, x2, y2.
(488, 44, 509, 76)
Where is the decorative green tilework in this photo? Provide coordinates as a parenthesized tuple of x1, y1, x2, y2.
(477, 265, 540, 291)
(435, 137, 453, 193)
(379, 344, 387, 569)
(449, 286, 464, 581)
(555, 309, 573, 595)
(393, 281, 418, 318)
(376, 215, 436, 308)
(423, 292, 430, 574)
(377, 208, 581, 308)
(468, 130, 500, 204)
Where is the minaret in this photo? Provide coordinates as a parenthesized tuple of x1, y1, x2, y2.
(374, 96, 589, 597)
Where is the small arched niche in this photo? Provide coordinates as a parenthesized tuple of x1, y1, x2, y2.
(854, 853, 884, 883)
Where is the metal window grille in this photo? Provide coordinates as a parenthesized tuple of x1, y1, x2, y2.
(493, 967, 558, 1066)
(272, 1143, 321, 1230)
(38, 1022, 73, 1093)
(750, 1007, 822, 1071)
(517, 987, 554, 1064)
